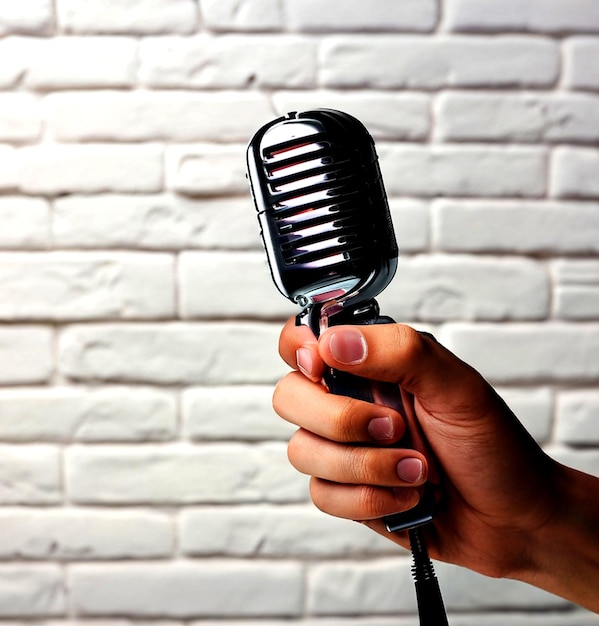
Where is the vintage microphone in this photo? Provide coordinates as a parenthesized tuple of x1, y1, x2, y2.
(246, 109, 448, 626)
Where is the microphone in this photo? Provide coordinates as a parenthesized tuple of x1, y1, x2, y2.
(247, 109, 448, 625)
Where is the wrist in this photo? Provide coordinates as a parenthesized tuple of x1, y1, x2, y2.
(524, 463, 599, 612)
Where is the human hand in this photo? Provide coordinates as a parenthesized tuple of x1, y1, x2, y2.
(273, 318, 599, 612)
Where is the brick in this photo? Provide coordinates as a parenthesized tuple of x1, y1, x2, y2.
(0, 252, 175, 321)
(379, 255, 549, 322)
(0, 445, 61, 504)
(551, 147, 599, 199)
(53, 194, 262, 250)
(0, 508, 174, 559)
(553, 260, 599, 320)
(321, 36, 558, 89)
(390, 200, 430, 252)
(0, 0, 54, 35)
(287, 0, 437, 32)
(166, 144, 248, 196)
(556, 390, 599, 444)
(182, 386, 295, 441)
(0, 326, 53, 385)
(435, 92, 599, 143)
(0, 197, 50, 248)
(69, 561, 303, 617)
(308, 559, 416, 615)
(272, 92, 431, 141)
(433, 200, 599, 255)
(0, 39, 27, 88)
(563, 37, 599, 90)
(66, 443, 307, 505)
(180, 505, 397, 557)
(0, 386, 177, 442)
(546, 445, 599, 477)
(0, 145, 18, 190)
(140, 35, 317, 88)
(441, 323, 599, 384)
(18, 144, 163, 194)
(444, 0, 599, 33)
(0, 94, 42, 143)
(0, 565, 64, 616)
(46, 91, 274, 143)
(18, 36, 138, 89)
(179, 251, 297, 319)
(496, 387, 553, 442)
(379, 144, 546, 198)
(202, 0, 283, 31)
(57, 0, 198, 34)
(59, 323, 286, 385)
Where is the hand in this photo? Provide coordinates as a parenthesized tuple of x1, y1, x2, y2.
(273, 317, 599, 612)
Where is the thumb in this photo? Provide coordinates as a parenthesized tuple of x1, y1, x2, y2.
(317, 323, 492, 420)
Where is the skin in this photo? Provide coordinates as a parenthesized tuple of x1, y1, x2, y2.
(273, 318, 599, 613)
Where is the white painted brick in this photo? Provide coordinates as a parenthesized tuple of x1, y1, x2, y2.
(556, 390, 599, 444)
(379, 255, 549, 322)
(0, 0, 54, 35)
(166, 144, 248, 196)
(441, 323, 599, 384)
(0, 445, 61, 504)
(0, 326, 53, 385)
(179, 251, 296, 319)
(16, 36, 138, 89)
(545, 445, 599, 477)
(0, 565, 64, 616)
(46, 91, 274, 143)
(379, 144, 546, 197)
(390, 200, 430, 252)
(434, 562, 569, 611)
(433, 200, 599, 255)
(202, 0, 284, 32)
(308, 559, 416, 615)
(444, 0, 599, 33)
(18, 144, 163, 195)
(0, 38, 28, 88)
(53, 195, 262, 250)
(321, 36, 558, 89)
(497, 387, 553, 443)
(140, 35, 317, 88)
(57, 0, 198, 34)
(563, 37, 599, 90)
(66, 443, 307, 505)
(553, 260, 599, 320)
(272, 91, 431, 141)
(0, 145, 18, 190)
(58, 323, 286, 385)
(182, 386, 295, 441)
(0, 252, 175, 321)
(0, 197, 50, 248)
(180, 505, 397, 557)
(551, 147, 599, 199)
(0, 508, 174, 559)
(435, 92, 599, 143)
(0, 386, 177, 442)
(287, 0, 437, 32)
(0, 94, 42, 143)
(69, 561, 303, 617)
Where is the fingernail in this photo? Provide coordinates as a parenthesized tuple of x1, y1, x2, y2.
(328, 329, 367, 365)
(396, 458, 423, 483)
(296, 347, 314, 379)
(368, 416, 394, 441)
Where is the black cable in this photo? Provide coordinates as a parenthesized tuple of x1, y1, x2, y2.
(409, 527, 449, 626)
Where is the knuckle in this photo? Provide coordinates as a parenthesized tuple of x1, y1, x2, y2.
(333, 395, 364, 442)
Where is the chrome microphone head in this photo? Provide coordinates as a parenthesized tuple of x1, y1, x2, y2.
(246, 109, 398, 311)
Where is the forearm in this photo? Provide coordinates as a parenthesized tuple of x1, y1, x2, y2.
(524, 464, 599, 613)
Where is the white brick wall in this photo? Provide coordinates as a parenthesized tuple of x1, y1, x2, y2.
(0, 1, 598, 624)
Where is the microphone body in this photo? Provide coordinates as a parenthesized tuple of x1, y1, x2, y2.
(246, 108, 434, 532)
